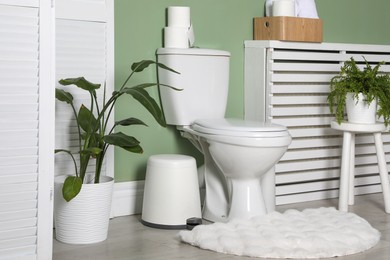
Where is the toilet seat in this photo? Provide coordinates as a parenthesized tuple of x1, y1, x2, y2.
(192, 118, 289, 138)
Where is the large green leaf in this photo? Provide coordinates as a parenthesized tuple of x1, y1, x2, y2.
(59, 77, 101, 92)
(131, 60, 154, 72)
(62, 176, 82, 202)
(122, 144, 143, 153)
(80, 147, 103, 156)
(103, 132, 139, 146)
(55, 88, 74, 104)
(121, 83, 182, 92)
(103, 132, 143, 153)
(156, 62, 180, 74)
(114, 117, 147, 127)
(158, 83, 183, 92)
(78, 105, 99, 133)
(55, 149, 71, 154)
(122, 87, 166, 127)
(131, 60, 179, 74)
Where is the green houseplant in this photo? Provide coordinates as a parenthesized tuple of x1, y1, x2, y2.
(55, 60, 178, 202)
(54, 60, 178, 244)
(327, 57, 390, 125)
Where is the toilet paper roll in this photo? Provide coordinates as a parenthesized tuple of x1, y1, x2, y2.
(167, 6, 191, 28)
(164, 27, 189, 48)
(272, 0, 295, 17)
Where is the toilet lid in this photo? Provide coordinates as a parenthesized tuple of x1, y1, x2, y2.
(192, 118, 289, 137)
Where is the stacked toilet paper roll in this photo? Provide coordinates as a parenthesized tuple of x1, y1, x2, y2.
(164, 6, 195, 48)
(272, 0, 295, 17)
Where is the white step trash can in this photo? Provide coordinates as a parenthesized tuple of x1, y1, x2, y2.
(141, 154, 202, 229)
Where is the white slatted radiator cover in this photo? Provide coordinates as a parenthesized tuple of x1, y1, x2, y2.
(244, 41, 390, 205)
(0, 1, 54, 259)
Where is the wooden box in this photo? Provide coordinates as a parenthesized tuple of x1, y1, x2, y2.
(254, 17, 323, 43)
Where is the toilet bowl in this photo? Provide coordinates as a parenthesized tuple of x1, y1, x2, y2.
(157, 48, 291, 222)
(182, 118, 291, 221)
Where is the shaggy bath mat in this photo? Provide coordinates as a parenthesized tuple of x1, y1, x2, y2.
(179, 207, 380, 258)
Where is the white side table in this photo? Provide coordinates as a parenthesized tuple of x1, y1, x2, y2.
(331, 120, 390, 213)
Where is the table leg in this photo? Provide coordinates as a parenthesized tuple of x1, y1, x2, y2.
(348, 134, 355, 205)
(373, 132, 390, 213)
(339, 131, 352, 212)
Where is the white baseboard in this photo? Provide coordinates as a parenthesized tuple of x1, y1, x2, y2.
(110, 180, 145, 218)
(109, 180, 381, 219)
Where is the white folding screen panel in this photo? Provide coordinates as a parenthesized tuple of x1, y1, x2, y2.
(0, 1, 54, 259)
(0, 0, 39, 7)
(54, 0, 114, 179)
(245, 40, 390, 205)
(56, 0, 106, 22)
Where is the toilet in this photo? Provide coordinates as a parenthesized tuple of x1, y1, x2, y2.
(157, 48, 292, 222)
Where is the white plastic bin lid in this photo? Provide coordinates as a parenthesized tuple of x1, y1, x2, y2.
(147, 154, 196, 168)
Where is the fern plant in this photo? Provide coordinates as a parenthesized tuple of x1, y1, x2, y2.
(327, 57, 390, 125)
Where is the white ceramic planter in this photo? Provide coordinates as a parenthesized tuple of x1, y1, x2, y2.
(54, 175, 114, 244)
(345, 92, 377, 124)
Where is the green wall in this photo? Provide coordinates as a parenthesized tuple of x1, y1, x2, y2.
(114, 0, 390, 182)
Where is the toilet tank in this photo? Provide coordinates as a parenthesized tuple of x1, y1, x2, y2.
(156, 48, 230, 126)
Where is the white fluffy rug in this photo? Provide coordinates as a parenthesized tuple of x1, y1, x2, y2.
(179, 207, 380, 259)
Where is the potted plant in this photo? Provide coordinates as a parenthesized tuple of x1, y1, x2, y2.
(327, 57, 390, 126)
(54, 60, 178, 244)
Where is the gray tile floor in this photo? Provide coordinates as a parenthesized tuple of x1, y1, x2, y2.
(53, 193, 390, 260)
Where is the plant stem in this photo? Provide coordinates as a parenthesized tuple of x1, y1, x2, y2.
(99, 63, 141, 134)
(79, 153, 90, 181)
(93, 90, 101, 126)
(120, 69, 136, 92)
(94, 148, 105, 183)
(56, 149, 79, 177)
(101, 83, 106, 133)
(70, 104, 82, 155)
(98, 90, 123, 136)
